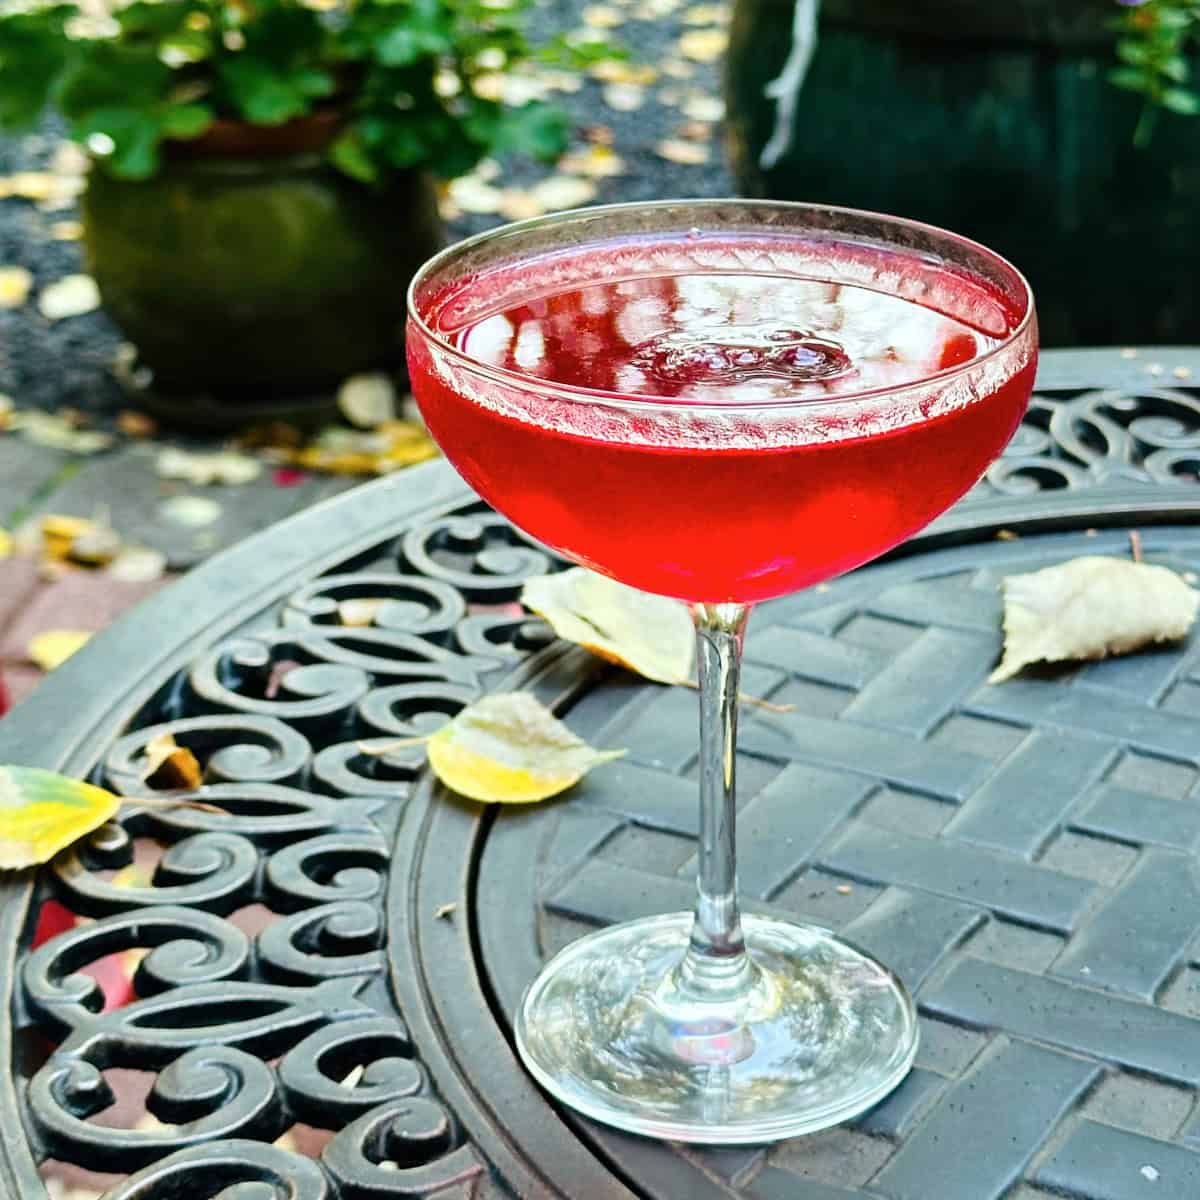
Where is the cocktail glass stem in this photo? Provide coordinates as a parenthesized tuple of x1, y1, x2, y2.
(675, 602, 755, 1002)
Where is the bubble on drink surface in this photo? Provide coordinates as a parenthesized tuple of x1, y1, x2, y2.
(630, 323, 853, 387)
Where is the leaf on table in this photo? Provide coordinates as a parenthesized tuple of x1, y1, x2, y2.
(156, 447, 262, 486)
(521, 567, 694, 685)
(338, 373, 397, 428)
(0, 267, 33, 309)
(38, 274, 101, 321)
(0, 765, 121, 870)
(141, 733, 203, 790)
(27, 630, 91, 671)
(990, 555, 1200, 683)
(428, 692, 625, 804)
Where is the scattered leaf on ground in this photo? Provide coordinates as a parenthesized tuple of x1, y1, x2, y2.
(0, 267, 33, 309)
(583, 3, 624, 25)
(0, 529, 9, 559)
(0, 172, 55, 202)
(160, 495, 223, 527)
(50, 220, 84, 241)
(990, 556, 1200, 683)
(558, 145, 626, 178)
(69, 521, 122, 565)
(288, 420, 438, 475)
(447, 174, 505, 215)
(656, 138, 710, 164)
(11, 410, 112, 454)
(40, 513, 96, 561)
(428, 692, 625, 804)
(603, 82, 646, 111)
(38, 274, 101, 321)
(141, 733, 203, 790)
(338, 597, 387, 627)
(156, 447, 262, 486)
(116, 409, 158, 438)
(683, 3, 728, 23)
(681, 92, 725, 122)
(679, 29, 728, 60)
(522, 567, 694, 684)
(590, 59, 658, 85)
(27, 629, 91, 671)
(531, 175, 598, 211)
(662, 58, 696, 78)
(106, 546, 167, 583)
(0, 765, 120, 869)
(338, 373, 397, 427)
(0, 395, 11, 427)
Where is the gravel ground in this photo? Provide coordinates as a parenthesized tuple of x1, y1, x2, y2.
(0, 0, 736, 428)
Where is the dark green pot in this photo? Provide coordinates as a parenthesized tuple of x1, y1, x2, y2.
(726, 0, 1200, 345)
(82, 146, 444, 421)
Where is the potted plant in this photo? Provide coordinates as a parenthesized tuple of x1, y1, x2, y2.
(0, 0, 598, 425)
(725, 0, 1200, 346)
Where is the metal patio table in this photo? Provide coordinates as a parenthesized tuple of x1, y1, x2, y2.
(3, 347, 1200, 1200)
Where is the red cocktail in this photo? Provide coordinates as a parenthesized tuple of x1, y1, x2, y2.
(407, 201, 1037, 1144)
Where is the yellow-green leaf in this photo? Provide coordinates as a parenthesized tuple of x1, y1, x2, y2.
(522, 567, 694, 685)
(0, 765, 120, 869)
(427, 692, 625, 804)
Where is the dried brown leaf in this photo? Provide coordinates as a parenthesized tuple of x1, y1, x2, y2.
(142, 733, 203, 791)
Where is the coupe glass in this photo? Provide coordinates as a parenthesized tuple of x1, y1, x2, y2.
(406, 200, 1037, 1144)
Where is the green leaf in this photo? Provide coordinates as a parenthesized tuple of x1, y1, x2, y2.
(490, 101, 570, 161)
(76, 106, 163, 179)
(117, 1, 192, 38)
(1162, 55, 1191, 83)
(330, 129, 379, 182)
(1109, 65, 1151, 93)
(1117, 38, 1153, 67)
(219, 57, 312, 125)
(160, 102, 214, 140)
(0, 765, 121, 869)
(1162, 86, 1200, 114)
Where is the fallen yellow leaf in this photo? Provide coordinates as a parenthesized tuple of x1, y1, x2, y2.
(521, 567, 694, 684)
(683, 3, 728, 23)
(428, 692, 625, 804)
(678, 28, 728, 61)
(583, 3, 624, 25)
(0, 529, 11, 560)
(0, 267, 33, 309)
(155, 447, 262, 486)
(590, 59, 659, 85)
(50, 220, 84, 241)
(27, 630, 91, 671)
(656, 138, 710, 165)
(0, 765, 120, 869)
(38, 274, 101, 321)
(530, 175, 598, 212)
(603, 82, 647, 111)
(558, 145, 626, 178)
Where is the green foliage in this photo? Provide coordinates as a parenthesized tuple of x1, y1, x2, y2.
(0, 0, 609, 181)
(1110, 1, 1200, 144)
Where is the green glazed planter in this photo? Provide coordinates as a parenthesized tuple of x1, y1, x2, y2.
(725, 0, 1200, 346)
(82, 128, 443, 425)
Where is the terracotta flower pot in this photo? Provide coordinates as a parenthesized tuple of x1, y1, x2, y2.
(725, 0, 1200, 345)
(81, 115, 445, 427)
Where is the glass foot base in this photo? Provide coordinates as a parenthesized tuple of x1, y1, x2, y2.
(515, 912, 919, 1144)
